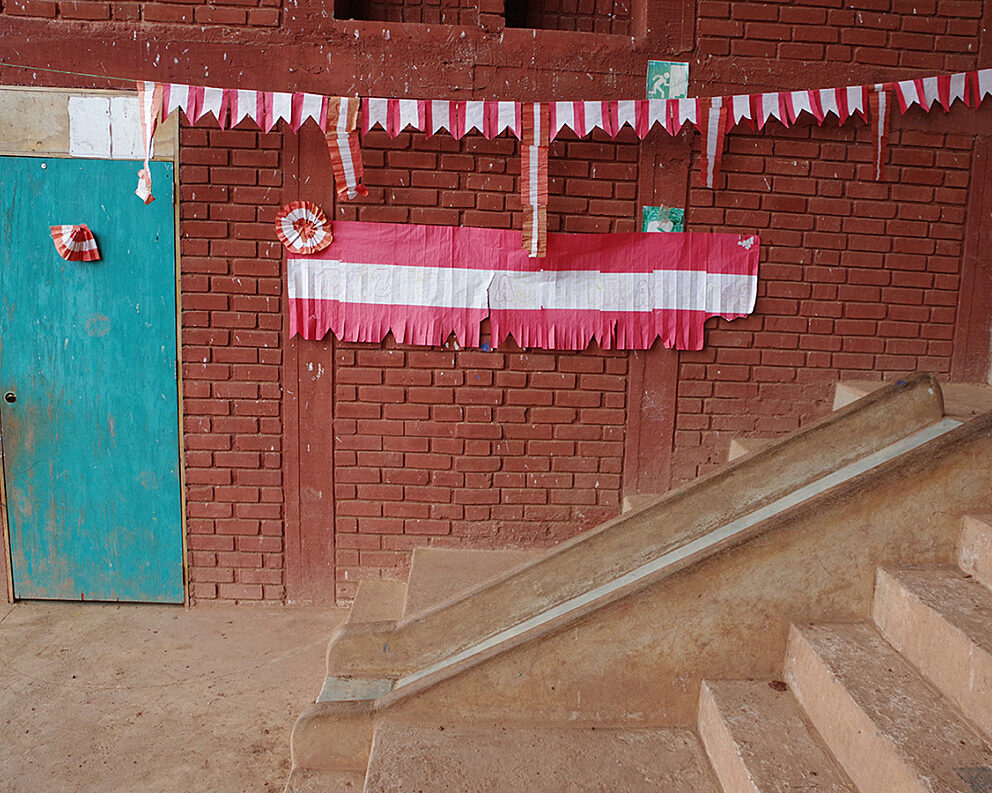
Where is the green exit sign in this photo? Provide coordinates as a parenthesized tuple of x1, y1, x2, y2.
(646, 61, 689, 100)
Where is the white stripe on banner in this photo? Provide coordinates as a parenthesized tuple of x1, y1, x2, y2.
(288, 259, 758, 314)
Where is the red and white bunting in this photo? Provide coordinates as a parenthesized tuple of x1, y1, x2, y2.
(967, 69, 992, 107)
(362, 97, 426, 137)
(550, 98, 697, 140)
(161, 83, 193, 121)
(161, 84, 330, 132)
(290, 92, 328, 132)
(195, 86, 228, 127)
(751, 92, 791, 130)
(230, 89, 265, 128)
(324, 96, 368, 201)
(896, 72, 977, 113)
(421, 100, 520, 140)
(263, 92, 293, 132)
(135, 80, 162, 204)
(520, 102, 550, 258)
(729, 94, 753, 128)
(485, 101, 521, 139)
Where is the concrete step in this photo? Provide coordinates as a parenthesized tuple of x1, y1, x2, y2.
(727, 437, 775, 463)
(872, 565, 992, 741)
(698, 679, 857, 793)
(834, 379, 992, 421)
(785, 622, 992, 793)
(699, 680, 857, 793)
(364, 719, 720, 793)
(403, 547, 539, 619)
(959, 514, 992, 591)
(347, 578, 406, 625)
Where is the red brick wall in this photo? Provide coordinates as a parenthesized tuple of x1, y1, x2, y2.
(698, 0, 981, 71)
(511, 0, 631, 34)
(332, 345, 626, 600)
(326, 128, 637, 599)
(343, 0, 476, 26)
(672, 119, 971, 485)
(340, 128, 639, 233)
(179, 121, 287, 602)
(174, 109, 982, 602)
(177, 123, 640, 602)
(15, 0, 984, 604)
(2, 0, 280, 24)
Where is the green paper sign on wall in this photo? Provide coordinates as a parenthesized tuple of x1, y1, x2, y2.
(642, 206, 685, 233)
(646, 61, 689, 99)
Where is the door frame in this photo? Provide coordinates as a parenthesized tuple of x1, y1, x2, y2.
(0, 86, 186, 604)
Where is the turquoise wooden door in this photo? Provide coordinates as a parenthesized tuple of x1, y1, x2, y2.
(0, 156, 184, 603)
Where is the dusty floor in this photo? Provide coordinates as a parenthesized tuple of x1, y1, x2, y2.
(0, 601, 345, 793)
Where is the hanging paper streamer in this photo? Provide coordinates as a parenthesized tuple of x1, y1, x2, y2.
(325, 97, 368, 201)
(50, 224, 100, 261)
(287, 221, 759, 351)
(135, 80, 163, 204)
(520, 102, 550, 258)
(869, 85, 890, 181)
(697, 96, 728, 188)
(275, 201, 334, 254)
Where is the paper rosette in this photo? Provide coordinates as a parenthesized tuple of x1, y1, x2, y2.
(275, 201, 333, 255)
(50, 224, 100, 262)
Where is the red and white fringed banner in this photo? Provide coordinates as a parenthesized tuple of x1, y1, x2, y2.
(362, 98, 521, 139)
(135, 81, 163, 204)
(520, 103, 550, 258)
(324, 97, 368, 201)
(288, 221, 760, 351)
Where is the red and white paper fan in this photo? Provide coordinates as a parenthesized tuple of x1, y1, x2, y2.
(274, 201, 333, 255)
(50, 224, 100, 262)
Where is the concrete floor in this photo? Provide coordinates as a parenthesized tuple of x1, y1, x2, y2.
(0, 601, 345, 793)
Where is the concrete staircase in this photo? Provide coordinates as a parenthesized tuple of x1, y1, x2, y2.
(700, 513, 992, 793)
(286, 375, 992, 792)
